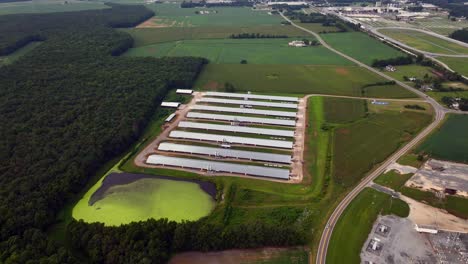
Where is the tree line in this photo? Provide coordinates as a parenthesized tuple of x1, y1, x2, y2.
(0, 4, 207, 263)
(450, 28, 468, 44)
(371, 56, 413, 67)
(181, 0, 253, 8)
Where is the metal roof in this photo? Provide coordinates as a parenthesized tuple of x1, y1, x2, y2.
(176, 89, 193, 94)
(186, 112, 296, 126)
(178, 121, 294, 137)
(165, 113, 176, 122)
(161, 102, 180, 108)
(169, 131, 293, 149)
(146, 154, 290, 179)
(198, 97, 298, 109)
(158, 142, 291, 163)
(191, 105, 297, 117)
(205, 92, 299, 102)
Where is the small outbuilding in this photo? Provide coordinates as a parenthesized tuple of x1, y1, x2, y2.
(161, 102, 181, 108)
(165, 113, 176, 123)
(176, 89, 193, 95)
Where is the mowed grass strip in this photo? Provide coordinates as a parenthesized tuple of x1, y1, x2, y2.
(327, 188, 409, 264)
(121, 25, 309, 47)
(379, 29, 468, 55)
(195, 64, 413, 97)
(416, 114, 468, 163)
(321, 32, 405, 65)
(324, 97, 366, 123)
(374, 170, 413, 191)
(333, 111, 432, 187)
(123, 38, 352, 65)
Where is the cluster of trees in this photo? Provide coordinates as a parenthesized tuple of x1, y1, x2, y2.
(230, 33, 288, 39)
(181, 0, 253, 8)
(285, 11, 352, 33)
(442, 97, 468, 110)
(404, 104, 426, 110)
(422, 0, 468, 18)
(371, 56, 413, 67)
(0, 4, 207, 263)
(450, 28, 468, 44)
(407, 5, 424, 12)
(68, 218, 306, 263)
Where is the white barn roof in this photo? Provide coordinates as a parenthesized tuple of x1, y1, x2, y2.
(191, 105, 297, 117)
(198, 98, 298, 109)
(178, 121, 295, 137)
(205, 92, 299, 102)
(186, 112, 296, 126)
(176, 89, 193, 94)
(161, 102, 180, 108)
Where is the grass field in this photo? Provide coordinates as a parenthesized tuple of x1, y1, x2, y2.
(374, 170, 413, 191)
(323, 97, 366, 123)
(296, 22, 340, 33)
(195, 64, 416, 97)
(426, 90, 468, 105)
(142, 4, 283, 27)
(123, 38, 352, 65)
(0, 41, 41, 65)
(333, 111, 432, 187)
(321, 32, 405, 65)
(379, 29, 468, 55)
(438, 57, 468, 76)
(401, 187, 468, 219)
(73, 173, 215, 226)
(327, 188, 409, 264)
(0, 0, 108, 15)
(122, 25, 308, 47)
(416, 114, 468, 163)
(384, 64, 435, 82)
(363, 84, 417, 98)
(397, 154, 425, 168)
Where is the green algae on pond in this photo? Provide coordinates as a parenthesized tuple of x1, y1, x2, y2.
(72, 173, 216, 226)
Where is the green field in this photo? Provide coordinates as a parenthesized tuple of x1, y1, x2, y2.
(296, 22, 340, 33)
(426, 90, 468, 105)
(324, 97, 366, 123)
(123, 38, 352, 65)
(438, 57, 468, 76)
(0, 41, 41, 65)
(374, 170, 413, 191)
(416, 114, 468, 163)
(380, 29, 468, 55)
(333, 111, 432, 187)
(0, 0, 108, 15)
(384, 64, 435, 82)
(122, 25, 308, 47)
(195, 64, 416, 97)
(401, 187, 468, 219)
(327, 188, 409, 264)
(143, 4, 283, 27)
(73, 173, 215, 226)
(321, 32, 405, 65)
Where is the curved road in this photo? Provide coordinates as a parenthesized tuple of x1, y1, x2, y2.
(280, 13, 449, 264)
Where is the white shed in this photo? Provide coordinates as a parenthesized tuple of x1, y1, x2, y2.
(176, 89, 193, 95)
(161, 102, 181, 108)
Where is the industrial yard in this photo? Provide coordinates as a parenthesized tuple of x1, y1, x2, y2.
(135, 91, 307, 182)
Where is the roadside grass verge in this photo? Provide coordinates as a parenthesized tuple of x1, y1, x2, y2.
(374, 170, 414, 192)
(397, 154, 425, 168)
(327, 187, 409, 264)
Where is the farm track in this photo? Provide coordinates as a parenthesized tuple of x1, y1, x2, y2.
(279, 13, 451, 264)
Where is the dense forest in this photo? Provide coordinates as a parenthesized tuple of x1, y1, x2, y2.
(450, 28, 468, 43)
(0, 3, 307, 263)
(0, 4, 207, 263)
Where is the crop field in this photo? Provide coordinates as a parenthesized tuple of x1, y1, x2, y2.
(122, 25, 308, 47)
(0, 0, 108, 15)
(123, 38, 352, 65)
(195, 64, 416, 97)
(73, 172, 215, 226)
(374, 170, 414, 192)
(416, 114, 468, 163)
(0, 41, 41, 65)
(438, 57, 468, 77)
(296, 22, 340, 33)
(363, 84, 417, 98)
(327, 188, 409, 264)
(321, 32, 405, 65)
(140, 4, 283, 27)
(323, 97, 366, 123)
(333, 111, 432, 187)
(379, 29, 468, 55)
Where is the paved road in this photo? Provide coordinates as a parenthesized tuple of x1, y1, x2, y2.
(280, 13, 449, 264)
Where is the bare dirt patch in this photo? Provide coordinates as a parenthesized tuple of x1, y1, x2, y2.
(136, 18, 174, 28)
(335, 67, 349, 76)
(203, 81, 220, 90)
